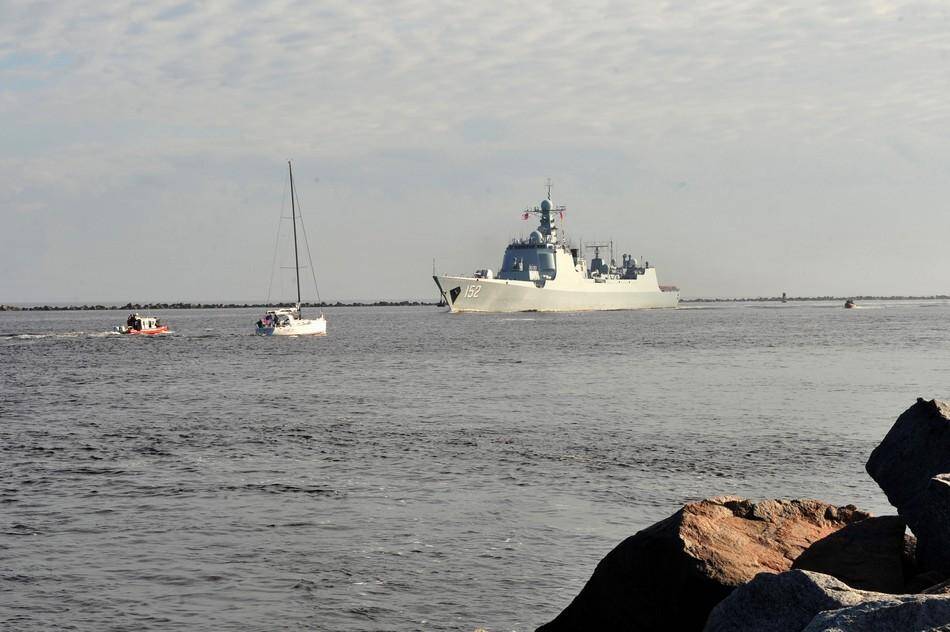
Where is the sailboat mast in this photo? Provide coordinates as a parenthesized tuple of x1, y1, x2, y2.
(288, 160, 302, 308)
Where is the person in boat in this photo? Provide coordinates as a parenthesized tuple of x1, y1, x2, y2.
(127, 313, 136, 328)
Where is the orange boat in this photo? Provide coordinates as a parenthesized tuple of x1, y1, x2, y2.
(116, 313, 168, 335)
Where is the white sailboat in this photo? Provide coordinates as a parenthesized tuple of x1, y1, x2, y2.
(255, 161, 327, 336)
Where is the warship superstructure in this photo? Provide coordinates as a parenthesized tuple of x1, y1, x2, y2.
(433, 186, 679, 313)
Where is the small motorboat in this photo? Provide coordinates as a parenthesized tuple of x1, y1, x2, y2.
(844, 299, 855, 309)
(116, 312, 168, 335)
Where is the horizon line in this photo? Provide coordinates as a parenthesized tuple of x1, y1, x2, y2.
(3, 294, 950, 311)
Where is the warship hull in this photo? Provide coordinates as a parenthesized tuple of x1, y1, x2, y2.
(434, 274, 679, 313)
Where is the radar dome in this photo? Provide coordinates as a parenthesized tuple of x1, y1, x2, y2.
(540, 198, 553, 211)
(529, 230, 543, 244)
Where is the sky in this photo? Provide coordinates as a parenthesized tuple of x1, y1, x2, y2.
(1, 0, 949, 302)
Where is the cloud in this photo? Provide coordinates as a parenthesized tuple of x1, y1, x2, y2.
(1, 0, 950, 299)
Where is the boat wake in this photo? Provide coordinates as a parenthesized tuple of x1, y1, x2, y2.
(0, 330, 122, 340)
(1, 333, 48, 340)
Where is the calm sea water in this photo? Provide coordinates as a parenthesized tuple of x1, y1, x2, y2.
(3, 302, 950, 631)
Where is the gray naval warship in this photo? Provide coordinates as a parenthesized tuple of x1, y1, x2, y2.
(433, 186, 679, 313)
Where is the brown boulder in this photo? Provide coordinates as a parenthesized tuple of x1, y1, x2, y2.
(536, 497, 869, 632)
(791, 516, 909, 593)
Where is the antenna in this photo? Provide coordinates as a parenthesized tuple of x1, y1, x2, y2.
(289, 160, 301, 308)
(545, 177, 553, 199)
(585, 241, 612, 257)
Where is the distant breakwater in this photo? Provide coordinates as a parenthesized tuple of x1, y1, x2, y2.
(5, 295, 949, 311)
(0, 300, 439, 311)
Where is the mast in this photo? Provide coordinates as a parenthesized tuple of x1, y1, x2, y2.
(288, 160, 302, 309)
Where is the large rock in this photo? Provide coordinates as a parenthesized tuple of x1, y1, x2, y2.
(537, 497, 869, 632)
(866, 399, 950, 573)
(913, 475, 950, 573)
(705, 570, 950, 632)
(906, 569, 948, 594)
(923, 578, 950, 595)
(703, 570, 892, 632)
(791, 516, 909, 593)
(899, 534, 950, 593)
(802, 594, 950, 631)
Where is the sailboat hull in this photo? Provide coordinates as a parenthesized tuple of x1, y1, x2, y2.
(255, 317, 327, 336)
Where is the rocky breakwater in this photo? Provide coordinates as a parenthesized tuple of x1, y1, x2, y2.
(536, 398, 950, 632)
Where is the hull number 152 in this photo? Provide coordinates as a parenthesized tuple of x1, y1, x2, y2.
(465, 285, 481, 298)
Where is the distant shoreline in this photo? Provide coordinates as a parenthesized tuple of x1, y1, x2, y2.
(681, 295, 950, 303)
(2, 295, 948, 311)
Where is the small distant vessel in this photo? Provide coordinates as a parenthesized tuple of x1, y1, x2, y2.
(116, 313, 168, 335)
(844, 299, 856, 309)
(433, 182, 678, 313)
(255, 161, 327, 336)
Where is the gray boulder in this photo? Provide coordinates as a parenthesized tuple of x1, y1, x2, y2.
(914, 475, 950, 574)
(866, 399, 950, 509)
(903, 537, 950, 593)
(924, 578, 950, 595)
(792, 516, 909, 593)
(866, 399, 950, 573)
(703, 570, 893, 632)
(908, 570, 950, 594)
(802, 594, 950, 631)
